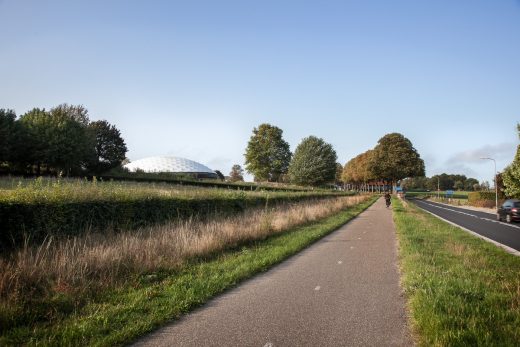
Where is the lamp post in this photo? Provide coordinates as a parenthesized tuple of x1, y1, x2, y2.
(480, 157, 498, 211)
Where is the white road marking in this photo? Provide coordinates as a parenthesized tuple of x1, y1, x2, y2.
(357, 237, 362, 240)
(314, 286, 321, 291)
(263, 343, 273, 347)
(420, 201, 520, 230)
(338, 261, 343, 264)
(350, 246, 354, 249)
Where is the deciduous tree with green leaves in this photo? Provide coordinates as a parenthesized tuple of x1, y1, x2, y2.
(47, 105, 96, 174)
(229, 164, 244, 182)
(335, 162, 343, 185)
(503, 124, 520, 198)
(369, 133, 425, 186)
(0, 109, 17, 163)
(288, 136, 337, 186)
(244, 123, 291, 182)
(87, 120, 127, 174)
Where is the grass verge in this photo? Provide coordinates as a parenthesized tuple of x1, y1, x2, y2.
(1, 196, 377, 346)
(393, 198, 520, 346)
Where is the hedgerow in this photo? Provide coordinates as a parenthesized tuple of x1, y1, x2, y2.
(0, 178, 348, 250)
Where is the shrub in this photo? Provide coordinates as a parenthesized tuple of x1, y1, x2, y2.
(467, 191, 505, 208)
(0, 179, 350, 250)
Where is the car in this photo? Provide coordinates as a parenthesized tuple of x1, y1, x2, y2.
(497, 199, 520, 223)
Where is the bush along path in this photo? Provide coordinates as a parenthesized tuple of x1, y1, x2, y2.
(0, 195, 376, 346)
(393, 198, 520, 346)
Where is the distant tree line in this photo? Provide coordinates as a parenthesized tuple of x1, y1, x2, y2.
(401, 174, 481, 191)
(0, 105, 127, 176)
(342, 133, 425, 190)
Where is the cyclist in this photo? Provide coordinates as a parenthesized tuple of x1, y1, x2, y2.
(384, 191, 391, 208)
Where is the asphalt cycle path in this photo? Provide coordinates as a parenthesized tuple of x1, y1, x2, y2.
(133, 198, 412, 347)
(411, 199, 520, 254)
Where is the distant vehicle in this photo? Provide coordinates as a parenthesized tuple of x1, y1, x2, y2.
(497, 199, 520, 223)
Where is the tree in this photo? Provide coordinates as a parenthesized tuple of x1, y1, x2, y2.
(464, 178, 479, 191)
(18, 108, 53, 174)
(18, 106, 95, 175)
(401, 176, 429, 190)
(0, 109, 17, 163)
(87, 120, 127, 174)
(214, 170, 225, 181)
(454, 180, 464, 191)
(229, 164, 244, 182)
(244, 123, 291, 182)
(335, 163, 343, 185)
(288, 136, 337, 186)
(369, 133, 425, 185)
(47, 105, 95, 174)
(51, 103, 90, 126)
(503, 124, 520, 197)
(342, 151, 376, 190)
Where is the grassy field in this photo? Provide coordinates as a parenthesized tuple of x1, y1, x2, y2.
(0, 176, 343, 202)
(393, 198, 520, 346)
(0, 174, 320, 194)
(0, 194, 375, 346)
(405, 191, 470, 199)
(0, 177, 350, 250)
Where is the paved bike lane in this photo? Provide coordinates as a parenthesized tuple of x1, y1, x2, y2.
(133, 198, 412, 346)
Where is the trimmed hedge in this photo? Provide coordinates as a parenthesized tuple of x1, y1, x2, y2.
(0, 192, 349, 251)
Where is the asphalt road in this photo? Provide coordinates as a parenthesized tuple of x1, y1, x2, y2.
(411, 199, 520, 253)
(132, 198, 412, 347)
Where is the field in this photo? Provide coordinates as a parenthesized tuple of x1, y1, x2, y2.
(0, 176, 349, 250)
(0, 189, 375, 346)
(405, 190, 470, 199)
(393, 198, 520, 346)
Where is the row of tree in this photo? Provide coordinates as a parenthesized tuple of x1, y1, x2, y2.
(242, 123, 339, 186)
(400, 174, 481, 191)
(0, 105, 127, 175)
(342, 133, 425, 189)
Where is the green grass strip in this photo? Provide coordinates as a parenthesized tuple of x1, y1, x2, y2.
(393, 199, 520, 346)
(2, 197, 377, 346)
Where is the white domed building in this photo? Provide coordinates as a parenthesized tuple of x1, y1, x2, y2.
(124, 156, 218, 179)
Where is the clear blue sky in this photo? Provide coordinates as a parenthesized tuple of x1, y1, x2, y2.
(1, 0, 519, 183)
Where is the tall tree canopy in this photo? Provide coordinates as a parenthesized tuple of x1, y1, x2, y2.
(87, 120, 127, 174)
(18, 108, 55, 173)
(503, 124, 520, 198)
(0, 109, 17, 163)
(5, 104, 126, 176)
(288, 136, 337, 186)
(244, 123, 291, 182)
(342, 150, 375, 185)
(369, 133, 425, 184)
(46, 105, 95, 173)
(335, 162, 344, 185)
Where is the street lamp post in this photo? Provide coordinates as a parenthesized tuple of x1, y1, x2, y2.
(480, 157, 498, 211)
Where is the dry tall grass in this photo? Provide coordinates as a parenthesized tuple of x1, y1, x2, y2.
(0, 195, 368, 304)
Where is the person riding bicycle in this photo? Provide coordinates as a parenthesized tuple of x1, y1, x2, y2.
(384, 191, 391, 208)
